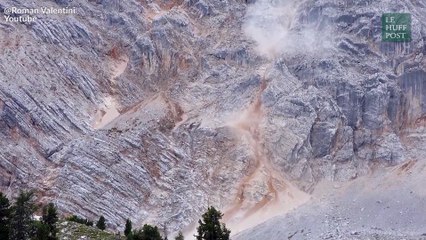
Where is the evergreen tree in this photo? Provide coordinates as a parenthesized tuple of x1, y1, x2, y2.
(195, 206, 230, 240)
(124, 219, 132, 236)
(127, 232, 134, 240)
(42, 202, 58, 239)
(0, 192, 11, 240)
(96, 215, 106, 230)
(33, 221, 49, 240)
(66, 215, 93, 226)
(9, 191, 37, 240)
(175, 231, 184, 240)
(132, 224, 163, 240)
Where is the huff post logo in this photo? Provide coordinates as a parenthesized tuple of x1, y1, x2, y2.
(382, 13, 411, 42)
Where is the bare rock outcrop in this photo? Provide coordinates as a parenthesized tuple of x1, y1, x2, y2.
(0, 0, 425, 236)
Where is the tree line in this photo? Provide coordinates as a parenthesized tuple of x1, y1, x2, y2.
(123, 206, 230, 240)
(0, 191, 106, 240)
(0, 191, 58, 240)
(0, 191, 231, 240)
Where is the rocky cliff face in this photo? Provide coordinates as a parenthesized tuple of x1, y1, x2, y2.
(0, 0, 425, 236)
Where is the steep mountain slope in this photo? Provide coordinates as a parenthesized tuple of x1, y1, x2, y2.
(234, 160, 426, 240)
(0, 0, 425, 237)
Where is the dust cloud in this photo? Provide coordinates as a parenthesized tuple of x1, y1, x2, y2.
(243, 0, 335, 58)
(222, 75, 310, 236)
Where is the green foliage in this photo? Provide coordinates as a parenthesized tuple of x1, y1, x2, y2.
(42, 202, 58, 239)
(125, 219, 132, 236)
(57, 221, 120, 240)
(96, 216, 106, 231)
(132, 224, 163, 240)
(9, 191, 38, 240)
(175, 231, 184, 240)
(2, 191, 233, 240)
(66, 215, 93, 226)
(0, 192, 11, 240)
(33, 221, 50, 240)
(127, 233, 134, 240)
(195, 206, 230, 240)
(42, 203, 58, 227)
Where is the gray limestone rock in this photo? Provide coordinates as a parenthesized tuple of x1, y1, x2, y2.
(0, 0, 425, 236)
